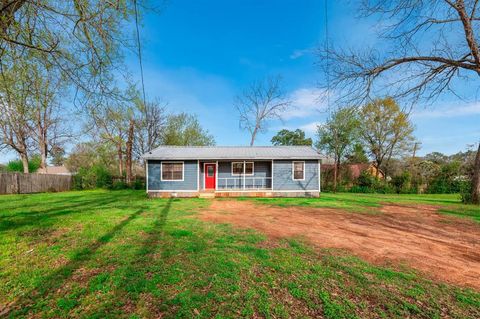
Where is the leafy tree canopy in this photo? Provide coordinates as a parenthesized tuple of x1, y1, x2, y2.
(271, 129, 312, 146)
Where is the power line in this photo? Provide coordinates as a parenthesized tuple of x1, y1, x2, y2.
(134, 0, 147, 106)
(324, 0, 330, 109)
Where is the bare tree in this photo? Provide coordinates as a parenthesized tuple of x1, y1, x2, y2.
(318, 0, 480, 203)
(29, 66, 71, 170)
(235, 75, 291, 146)
(0, 60, 33, 172)
(134, 99, 167, 159)
(87, 99, 128, 177)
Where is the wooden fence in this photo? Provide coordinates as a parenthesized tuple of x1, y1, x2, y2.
(0, 173, 73, 195)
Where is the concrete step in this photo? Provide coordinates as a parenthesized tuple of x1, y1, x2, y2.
(198, 192, 216, 199)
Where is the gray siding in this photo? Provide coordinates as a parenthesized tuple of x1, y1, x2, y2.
(272, 160, 319, 191)
(147, 160, 198, 191)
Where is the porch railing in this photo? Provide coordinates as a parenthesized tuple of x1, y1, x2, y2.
(217, 177, 272, 190)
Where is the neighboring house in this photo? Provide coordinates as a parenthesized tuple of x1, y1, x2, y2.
(142, 146, 323, 198)
(37, 165, 73, 176)
(321, 162, 385, 180)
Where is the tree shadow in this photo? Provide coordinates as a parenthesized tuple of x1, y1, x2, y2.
(0, 192, 141, 232)
(86, 199, 173, 316)
(1, 206, 146, 317)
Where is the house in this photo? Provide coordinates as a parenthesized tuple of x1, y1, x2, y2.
(37, 165, 73, 176)
(142, 146, 322, 198)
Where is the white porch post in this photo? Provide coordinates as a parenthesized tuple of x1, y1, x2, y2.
(243, 160, 246, 190)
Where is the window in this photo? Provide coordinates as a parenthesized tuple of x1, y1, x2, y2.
(231, 162, 254, 176)
(207, 165, 214, 177)
(161, 162, 183, 181)
(293, 161, 304, 180)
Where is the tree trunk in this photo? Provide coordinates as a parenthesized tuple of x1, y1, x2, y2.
(117, 144, 123, 177)
(333, 160, 338, 192)
(20, 152, 29, 173)
(250, 128, 258, 146)
(471, 142, 480, 204)
(125, 119, 134, 184)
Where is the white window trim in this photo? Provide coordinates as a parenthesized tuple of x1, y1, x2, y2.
(292, 161, 305, 181)
(160, 161, 184, 182)
(231, 161, 254, 176)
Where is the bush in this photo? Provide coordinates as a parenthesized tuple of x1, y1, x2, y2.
(459, 180, 473, 204)
(73, 165, 113, 190)
(6, 155, 41, 173)
(391, 172, 411, 194)
(111, 180, 128, 190)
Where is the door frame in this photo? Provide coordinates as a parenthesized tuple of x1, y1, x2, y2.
(203, 162, 217, 190)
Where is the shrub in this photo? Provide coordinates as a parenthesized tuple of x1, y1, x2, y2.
(391, 172, 411, 194)
(459, 180, 473, 204)
(6, 155, 41, 173)
(73, 165, 113, 190)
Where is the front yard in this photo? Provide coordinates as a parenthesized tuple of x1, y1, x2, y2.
(0, 190, 479, 318)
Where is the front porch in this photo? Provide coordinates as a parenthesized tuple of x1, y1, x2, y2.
(199, 160, 273, 192)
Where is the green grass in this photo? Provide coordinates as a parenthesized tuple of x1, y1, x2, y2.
(0, 190, 479, 318)
(245, 192, 480, 221)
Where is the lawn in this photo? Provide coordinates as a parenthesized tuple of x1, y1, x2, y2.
(0, 190, 479, 318)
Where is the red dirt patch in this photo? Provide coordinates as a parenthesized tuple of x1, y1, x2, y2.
(199, 200, 480, 290)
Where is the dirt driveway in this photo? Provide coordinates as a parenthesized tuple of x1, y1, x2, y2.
(199, 200, 480, 289)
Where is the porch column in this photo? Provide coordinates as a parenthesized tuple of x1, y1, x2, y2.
(243, 160, 246, 190)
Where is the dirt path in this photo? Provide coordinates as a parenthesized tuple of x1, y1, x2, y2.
(199, 200, 480, 289)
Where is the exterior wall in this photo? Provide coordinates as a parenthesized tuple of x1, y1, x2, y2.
(147, 160, 198, 191)
(272, 160, 320, 191)
(147, 191, 320, 198)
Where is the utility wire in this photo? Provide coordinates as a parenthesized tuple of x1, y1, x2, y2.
(324, 0, 330, 109)
(134, 0, 147, 107)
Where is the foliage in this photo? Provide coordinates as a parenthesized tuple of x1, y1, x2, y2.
(73, 165, 113, 190)
(316, 107, 360, 191)
(163, 113, 215, 146)
(0, 190, 478, 318)
(6, 155, 41, 173)
(271, 129, 312, 146)
(65, 142, 118, 174)
(391, 172, 412, 194)
(345, 143, 369, 163)
(427, 162, 464, 194)
(360, 98, 414, 178)
(50, 146, 66, 166)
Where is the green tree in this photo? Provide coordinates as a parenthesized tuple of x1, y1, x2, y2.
(271, 129, 312, 146)
(163, 113, 215, 146)
(316, 107, 360, 191)
(345, 143, 369, 164)
(360, 98, 414, 179)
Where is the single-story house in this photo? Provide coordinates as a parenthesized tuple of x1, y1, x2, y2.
(37, 165, 73, 176)
(142, 146, 323, 198)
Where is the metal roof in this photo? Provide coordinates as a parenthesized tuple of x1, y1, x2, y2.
(142, 146, 323, 160)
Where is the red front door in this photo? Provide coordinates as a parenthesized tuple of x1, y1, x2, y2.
(205, 164, 216, 189)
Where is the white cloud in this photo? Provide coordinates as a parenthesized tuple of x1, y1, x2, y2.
(283, 87, 328, 119)
(290, 48, 312, 59)
(300, 121, 321, 133)
(412, 102, 480, 118)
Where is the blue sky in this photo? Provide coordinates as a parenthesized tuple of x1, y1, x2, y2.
(126, 0, 479, 156)
(1, 1, 479, 164)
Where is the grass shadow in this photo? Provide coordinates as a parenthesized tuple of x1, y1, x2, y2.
(1, 206, 146, 317)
